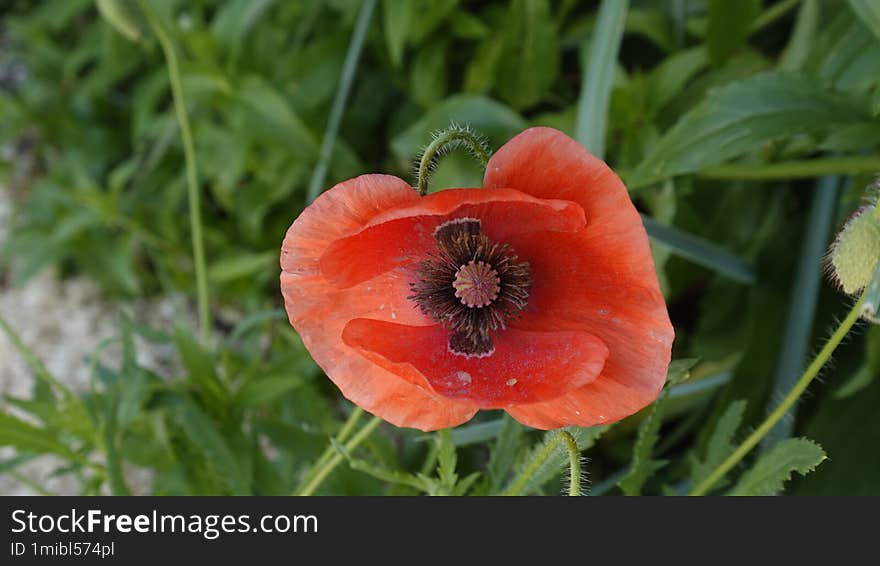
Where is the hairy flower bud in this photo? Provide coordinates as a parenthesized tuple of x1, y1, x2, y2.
(829, 205, 880, 294)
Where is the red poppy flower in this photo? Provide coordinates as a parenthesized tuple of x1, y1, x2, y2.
(280, 127, 673, 431)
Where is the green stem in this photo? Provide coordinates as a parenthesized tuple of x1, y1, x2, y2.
(142, 4, 211, 343)
(699, 155, 880, 181)
(562, 432, 582, 496)
(503, 431, 581, 496)
(306, 0, 376, 202)
(416, 126, 491, 196)
(689, 293, 867, 496)
(296, 407, 364, 492)
(295, 415, 381, 496)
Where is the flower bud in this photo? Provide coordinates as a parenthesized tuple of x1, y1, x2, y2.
(829, 205, 880, 294)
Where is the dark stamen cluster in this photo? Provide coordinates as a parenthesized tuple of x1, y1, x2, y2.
(408, 218, 532, 357)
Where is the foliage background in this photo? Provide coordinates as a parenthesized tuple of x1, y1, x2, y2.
(1, 0, 879, 495)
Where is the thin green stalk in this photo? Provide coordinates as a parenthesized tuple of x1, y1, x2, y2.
(295, 415, 382, 496)
(689, 293, 867, 496)
(699, 155, 880, 181)
(0, 314, 75, 399)
(562, 432, 581, 497)
(503, 431, 581, 496)
(141, 3, 211, 343)
(296, 407, 364, 491)
(306, 0, 376, 202)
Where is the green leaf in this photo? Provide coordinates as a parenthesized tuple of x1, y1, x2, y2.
(618, 397, 667, 495)
(236, 77, 318, 157)
(576, 0, 627, 158)
(690, 400, 747, 486)
(463, 35, 504, 94)
(0, 412, 79, 461)
(495, 0, 559, 110)
(488, 415, 525, 492)
(207, 251, 276, 283)
(407, 0, 458, 44)
(729, 438, 826, 495)
(805, 10, 880, 95)
(642, 215, 757, 285)
(630, 71, 869, 188)
(391, 95, 527, 161)
(447, 419, 503, 446)
(410, 41, 447, 108)
(332, 439, 435, 493)
(706, 0, 760, 66)
(436, 429, 458, 493)
(625, 8, 675, 52)
(618, 359, 697, 495)
(382, 0, 414, 67)
(234, 374, 305, 408)
(96, 0, 146, 42)
(451, 11, 489, 39)
(666, 358, 699, 385)
(173, 328, 227, 409)
(849, 0, 880, 41)
(211, 0, 276, 49)
(176, 398, 248, 495)
(779, 0, 819, 71)
(646, 47, 710, 113)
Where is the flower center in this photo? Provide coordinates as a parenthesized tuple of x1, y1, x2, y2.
(453, 260, 500, 308)
(408, 217, 532, 358)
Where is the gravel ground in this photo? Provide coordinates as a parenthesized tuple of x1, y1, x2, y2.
(0, 184, 188, 495)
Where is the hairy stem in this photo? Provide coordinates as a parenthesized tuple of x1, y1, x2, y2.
(689, 293, 866, 495)
(503, 431, 581, 496)
(416, 127, 491, 196)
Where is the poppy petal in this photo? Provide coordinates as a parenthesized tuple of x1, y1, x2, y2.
(320, 188, 585, 289)
(342, 319, 609, 407)
(484, 127, 674, 428)
(281, 174, 479, 430)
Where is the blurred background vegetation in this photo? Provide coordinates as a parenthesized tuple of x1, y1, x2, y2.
(0, 0, 879, 495)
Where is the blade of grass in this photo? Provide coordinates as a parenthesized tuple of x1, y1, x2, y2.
(749, 0, 801, 34)
(140, 2, 211, 343)
(763, 176, 839, 448)
(642, 215, 757, 284)
(0, 314, 76, 399)
(306, 0, 377, 202)
(575, 0, 628, 158)
(698, 155, 880, 180)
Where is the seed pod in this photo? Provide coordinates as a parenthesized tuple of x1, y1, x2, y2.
(829, 205, 880, 294)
